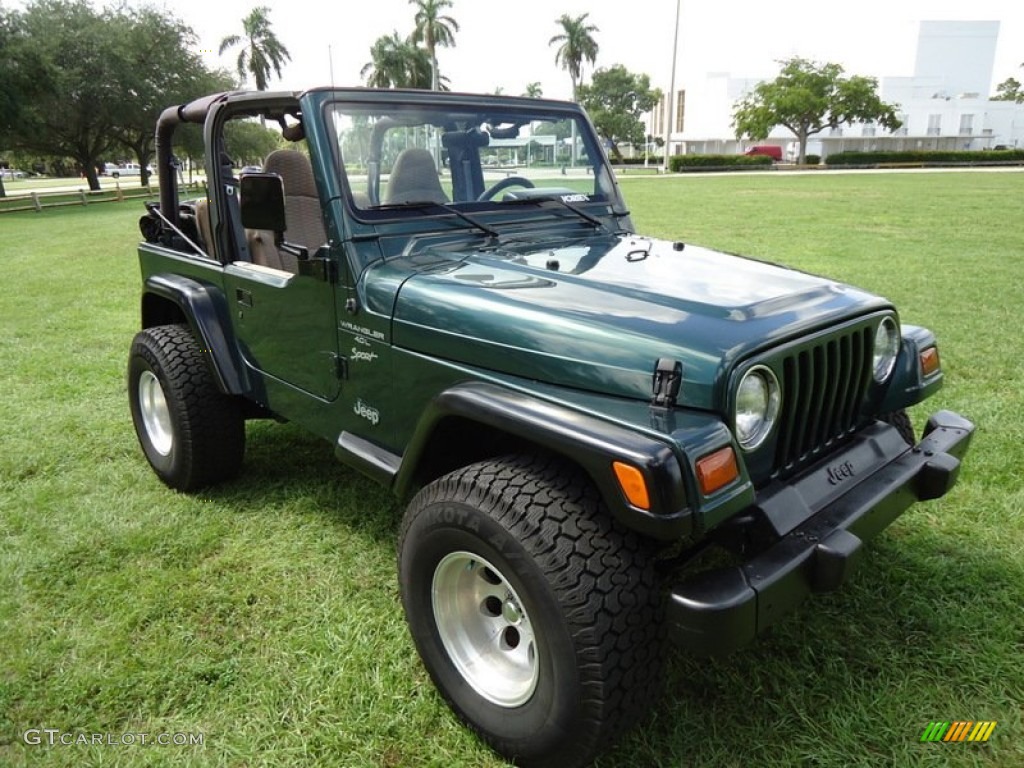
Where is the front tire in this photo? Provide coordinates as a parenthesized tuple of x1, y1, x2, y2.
(398, 454, 661, 768)
(127, 324, 244, 491)
(881, 409, 915, 446)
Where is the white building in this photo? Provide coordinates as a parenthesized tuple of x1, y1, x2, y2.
(654, 20, 1024, 159)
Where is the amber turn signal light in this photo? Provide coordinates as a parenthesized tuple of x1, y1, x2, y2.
(696, 446, 739, 496)
(612, 461, 650, 510)
(920, 346, 940, 377)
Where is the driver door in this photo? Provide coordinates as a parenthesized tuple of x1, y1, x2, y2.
(221, 149, 341, 402)
(224, 259, 340, 401)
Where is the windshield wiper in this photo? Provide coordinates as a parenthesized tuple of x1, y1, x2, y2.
(374, 200, 500, 239)
(502, 195, 620, 235)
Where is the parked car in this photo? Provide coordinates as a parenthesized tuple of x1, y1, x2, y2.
(129, 87, 973, 768)
(104, 162, 153, 178)
(744, 145, 783, 161)
(0, 168, 28, 179)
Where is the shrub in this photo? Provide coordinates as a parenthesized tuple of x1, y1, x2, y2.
(803, 154, 821, 166)
(825, 149, 1024, 166)
(669, 154, 772, 172)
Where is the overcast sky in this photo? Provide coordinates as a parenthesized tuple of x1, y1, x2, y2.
(25, 0, 1024, 98)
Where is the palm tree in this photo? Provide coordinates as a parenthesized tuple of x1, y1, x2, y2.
(549, 13, 599, 101)
(361, 32, 433, 90)
(523, 82, 543, 98)
(218, 7, 291, 92)
(409, 0, 459, 91)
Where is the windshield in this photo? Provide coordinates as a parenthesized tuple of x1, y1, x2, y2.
(324, 100, 624, 216)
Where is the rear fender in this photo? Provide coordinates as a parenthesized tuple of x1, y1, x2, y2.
(140, 273, 251, 395)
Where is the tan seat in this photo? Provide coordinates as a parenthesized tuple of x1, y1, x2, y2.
(384, 148, 447, 205)
(247, 149, 327, 272)
(195, 198, 213, 255)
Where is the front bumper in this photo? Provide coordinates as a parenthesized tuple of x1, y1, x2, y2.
(668, 410, 974, 654)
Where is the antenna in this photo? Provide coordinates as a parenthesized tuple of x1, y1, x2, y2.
(328, 44, 335, 87)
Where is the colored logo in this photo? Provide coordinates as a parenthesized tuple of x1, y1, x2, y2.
(920, 721, 996, 743)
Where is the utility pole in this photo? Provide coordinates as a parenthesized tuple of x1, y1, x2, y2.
(662, 0, 681, 172)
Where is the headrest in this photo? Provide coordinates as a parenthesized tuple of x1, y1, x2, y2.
(263, 149, 317, 198)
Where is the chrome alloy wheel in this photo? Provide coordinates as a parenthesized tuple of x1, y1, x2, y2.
(137, 370, 173, 456)
(432, 551, 539, 707)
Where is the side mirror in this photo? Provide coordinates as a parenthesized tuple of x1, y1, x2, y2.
(239, 172, 310, 262)
(240, 173, 286, 233)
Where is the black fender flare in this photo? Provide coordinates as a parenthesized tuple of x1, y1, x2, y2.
(396, 381, 694, 540)
(141, 273, 251, 396)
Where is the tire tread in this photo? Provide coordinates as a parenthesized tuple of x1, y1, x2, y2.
(400, 453, 661, 767)
(129, 324, 244, 490)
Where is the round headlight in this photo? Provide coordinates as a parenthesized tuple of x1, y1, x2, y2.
(734, 365, 781, 451)
(873, 317, 899, 383)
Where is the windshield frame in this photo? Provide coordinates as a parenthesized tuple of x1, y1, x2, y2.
(316, 89, 629, 227)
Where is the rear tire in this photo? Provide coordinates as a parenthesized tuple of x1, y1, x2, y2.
(128, 324, 244, 491)
(398, 454, 661, 768)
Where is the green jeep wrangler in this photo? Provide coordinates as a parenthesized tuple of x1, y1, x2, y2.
(129, 88, 973, 767)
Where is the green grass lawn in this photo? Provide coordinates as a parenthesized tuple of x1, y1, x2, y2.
(1, 171, 1022, 767)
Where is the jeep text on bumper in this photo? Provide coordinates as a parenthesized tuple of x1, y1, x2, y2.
(671, 411, 973, 653)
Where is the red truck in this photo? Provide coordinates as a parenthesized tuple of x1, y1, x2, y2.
(744, 145, 783, 161)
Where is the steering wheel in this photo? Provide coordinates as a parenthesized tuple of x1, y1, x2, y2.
(478, 176, 535, 201)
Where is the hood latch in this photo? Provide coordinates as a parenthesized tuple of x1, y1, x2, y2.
(651, 358, 682, 409)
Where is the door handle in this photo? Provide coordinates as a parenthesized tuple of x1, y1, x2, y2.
(235, 288, 253, 307)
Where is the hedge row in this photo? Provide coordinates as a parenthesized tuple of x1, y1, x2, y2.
(668, 154, 773, 172)
(826, 149, 1024, 166)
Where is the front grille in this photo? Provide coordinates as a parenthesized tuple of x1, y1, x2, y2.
(773, 325, 874, 475)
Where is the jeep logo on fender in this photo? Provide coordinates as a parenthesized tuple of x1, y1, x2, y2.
(826, 460, 856, 486)
(353, 399, 380, 425)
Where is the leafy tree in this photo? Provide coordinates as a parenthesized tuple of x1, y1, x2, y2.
(549, 13, 599, 101)
(578, 65, 661, 161)
(361, 32, 433, 89)
(111, 8, 234, 186)
(1, 0, 125, 191)
(409, 0, 458, 91)
(218, 7, 291, 91)
(993, 76, 1023, 103)
(533, 120, 571, 141)
(224, 120, 282, 166)
(1, 1, 239, 192)
(0, 7, 40, 196)
(733, 57, 901, 164)
(523, 82, 543, 98)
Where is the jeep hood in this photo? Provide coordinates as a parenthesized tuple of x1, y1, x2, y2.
(383, 234, 890, 410)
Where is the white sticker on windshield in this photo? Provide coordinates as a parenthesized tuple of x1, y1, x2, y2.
(560, 193, 590, 203)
